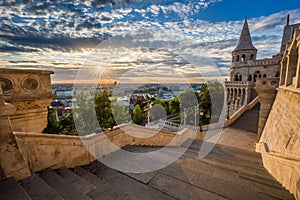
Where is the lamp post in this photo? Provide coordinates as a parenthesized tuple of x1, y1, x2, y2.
(183, 108, 187, 126)
(194, 105, 199, 127)
(199, 109, 204, 132)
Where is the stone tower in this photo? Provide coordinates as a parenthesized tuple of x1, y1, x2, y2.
(231, 17, 258, 81)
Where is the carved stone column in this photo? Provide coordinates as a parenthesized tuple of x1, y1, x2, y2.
(255, 78, 279, 140)
(0, 68, 56, 132)
(0, 87, 30, 181)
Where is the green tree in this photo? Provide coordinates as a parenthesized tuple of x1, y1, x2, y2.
(150, 104, 167, 121)
(112, 100, 131, 125)
(168, 97, 180, 114)
(152, 98, 169, 114)
(178, 89, 199, 109)
(132, 104, 144, 125)
(199, 80, 224, 123)
(94, 90, 116, 129)
(43, 107, 59, 134)
(72, 91, 99, 135)
(58, 113, 77, 135)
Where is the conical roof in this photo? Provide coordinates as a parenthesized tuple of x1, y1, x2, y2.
(233, 18, 257, 52)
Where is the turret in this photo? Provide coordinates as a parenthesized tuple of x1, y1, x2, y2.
(231, 17, 257, 64)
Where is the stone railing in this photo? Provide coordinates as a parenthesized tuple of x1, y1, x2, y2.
(226, 96, 259, 126)
(249, 59, 279, 66)
(14, 124, 200, 173)
(224, 81, 255, 87)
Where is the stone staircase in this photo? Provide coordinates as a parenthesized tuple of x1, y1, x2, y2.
(0, 140, 295, 200)
(230, 103, 260, 133)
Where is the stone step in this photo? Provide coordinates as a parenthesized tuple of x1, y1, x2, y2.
(175, 157, 294, 200)
(56, 168, 96, 195)
(20, 173, 63, 200)
(185, 144, 265, 171)
(0, 178, 31, 200)
(149, 173, 229, 200)
(89, 161, 176, 200)
(73, 166, 124, 200)
(187, 139, 262, 163)
(39, 169, 91, 200)
(158, 165, 282, 200)
(182, 151, 280, 186)
(230, 105, 259, 133)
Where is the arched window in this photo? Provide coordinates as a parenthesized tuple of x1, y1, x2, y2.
(236, 55, 240, 62)
(253, 71, 261, 82)
(239, 75, 242, 81)
(241, 54, 246, 62)
(248, 75, 252, 81)
(234, 74, 239, 81)
(250, 54, 255, 60)
(263, 74, 267, 78)
(275, 71, 279, 77)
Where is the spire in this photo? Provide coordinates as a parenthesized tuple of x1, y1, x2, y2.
(286, 14, 290, 26)
(233, 17, 257, 52)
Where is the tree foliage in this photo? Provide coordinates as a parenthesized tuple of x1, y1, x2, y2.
(199, 80, 224, 123)
(132, 104, 144, 125)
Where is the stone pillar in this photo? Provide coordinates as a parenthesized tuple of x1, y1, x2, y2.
(0, 68, 56, 133)
(255, 78, 279, 140)
(241, 89, 245, 105)
(0, 87, 30, 181)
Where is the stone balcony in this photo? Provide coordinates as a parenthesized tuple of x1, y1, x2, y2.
(224, 81, 255, 88)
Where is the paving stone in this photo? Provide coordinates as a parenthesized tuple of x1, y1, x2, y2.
(0, 178, 31, 200)
(20, 173, 63, 200)
(74, 166, 124, 199)
(149, 173, 228, 200)
(124, 171, 158, 184)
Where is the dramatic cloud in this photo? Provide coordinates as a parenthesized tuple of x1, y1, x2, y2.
(0, 0, 299, 83)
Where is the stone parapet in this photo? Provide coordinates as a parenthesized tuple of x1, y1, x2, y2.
(14, 124, 200, 173)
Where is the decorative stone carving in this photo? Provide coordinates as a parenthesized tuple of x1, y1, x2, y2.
(0, 68, 56, 132)
(22, 77, 39, 91)
(0, 77, 13, 92)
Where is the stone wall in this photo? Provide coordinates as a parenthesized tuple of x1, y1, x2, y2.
(256, 88, 300, 199)
(14, 124, 200, 172)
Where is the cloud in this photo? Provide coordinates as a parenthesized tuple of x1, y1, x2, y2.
(0, 1, 299, 83)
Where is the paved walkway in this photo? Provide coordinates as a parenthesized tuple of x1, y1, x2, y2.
(215, 127, 257, 152)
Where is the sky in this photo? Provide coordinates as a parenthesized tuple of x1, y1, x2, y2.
(0, 0, 300, 84)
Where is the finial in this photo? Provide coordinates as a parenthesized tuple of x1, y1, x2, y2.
(245, 16, 247, 21)
(287, 14, 290, 26)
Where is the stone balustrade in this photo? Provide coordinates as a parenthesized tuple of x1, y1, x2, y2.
(224, 81, 255, 87)
(14, 124, 201, 173)
(249, 59, 279, 66)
